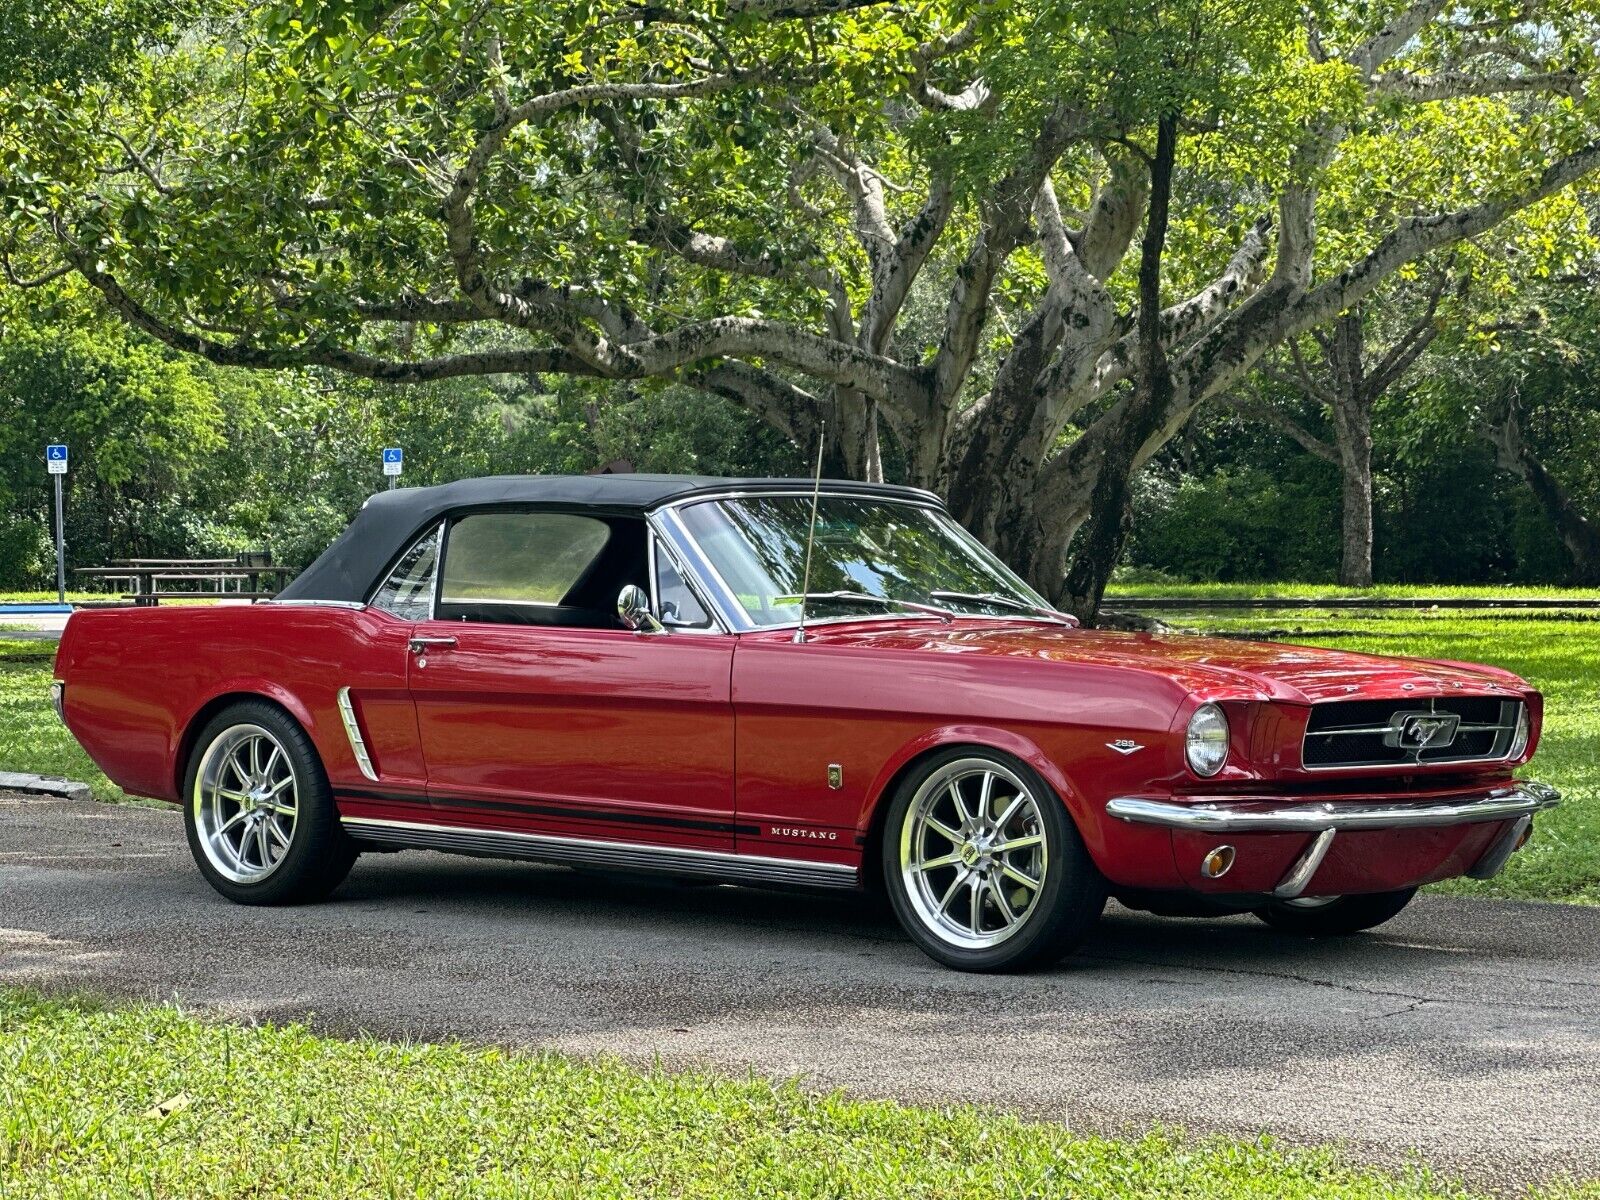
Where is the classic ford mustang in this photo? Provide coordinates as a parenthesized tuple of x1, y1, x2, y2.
(53, 475, 1559, 971)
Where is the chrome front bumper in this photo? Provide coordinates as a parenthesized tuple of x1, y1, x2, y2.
(1105, 781, 1559, 899)
(1105, 781, 1559, 833)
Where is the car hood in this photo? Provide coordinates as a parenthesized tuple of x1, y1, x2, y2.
(794, 621, 1528, 705)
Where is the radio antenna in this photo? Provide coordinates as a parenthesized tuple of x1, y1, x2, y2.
(793, 424, 826, 644)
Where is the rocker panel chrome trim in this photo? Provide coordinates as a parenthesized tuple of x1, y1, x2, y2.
(340, 816, 860, 890)
(335, 687, 379, 782)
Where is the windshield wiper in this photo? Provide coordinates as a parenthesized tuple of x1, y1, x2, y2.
(775, 591, 954, 623)
(928, 590, 1076, 625)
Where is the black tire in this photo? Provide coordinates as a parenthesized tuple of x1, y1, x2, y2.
(880, 747, 1105, 972)
(182, 700, 357, 905)
(1254, 888, 1416, 937)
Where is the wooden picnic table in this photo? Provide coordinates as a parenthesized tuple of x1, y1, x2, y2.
(73, 558, 288, 606)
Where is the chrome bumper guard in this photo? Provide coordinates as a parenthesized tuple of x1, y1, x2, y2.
(1105, 782, 1559, 900)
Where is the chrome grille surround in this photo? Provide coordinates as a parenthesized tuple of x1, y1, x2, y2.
(1301, 696, 1523, 771)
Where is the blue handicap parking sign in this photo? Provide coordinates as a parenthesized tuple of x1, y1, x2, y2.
(382, 447, 404, 476)
(46, 444, 68, 474)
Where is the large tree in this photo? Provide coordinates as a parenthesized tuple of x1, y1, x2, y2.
(5, 0, 1600, 616)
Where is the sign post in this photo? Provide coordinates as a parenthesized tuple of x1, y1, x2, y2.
(381, 447, 403, 490)
(45, 444, 68, 604)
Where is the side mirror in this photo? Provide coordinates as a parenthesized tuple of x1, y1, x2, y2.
(617, 584, 664, 634)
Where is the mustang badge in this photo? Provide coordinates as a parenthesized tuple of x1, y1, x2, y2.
(1384, 711, 1461, 752)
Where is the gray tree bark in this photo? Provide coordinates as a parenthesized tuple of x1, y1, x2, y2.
(1490, 398, 1600, 583)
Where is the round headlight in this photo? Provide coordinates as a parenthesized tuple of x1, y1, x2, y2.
(1186, 703, 1229, 777)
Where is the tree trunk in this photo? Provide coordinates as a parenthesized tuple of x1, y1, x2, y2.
(1326, 310, 1375, 588)
(1492, 403, 1600, 583)
(820, 387, 881, 480)
(1330, 390, 1374, 587)
(1058, 111, 1180, 624)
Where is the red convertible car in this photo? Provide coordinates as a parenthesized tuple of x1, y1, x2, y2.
(53, 475, 1558, 971)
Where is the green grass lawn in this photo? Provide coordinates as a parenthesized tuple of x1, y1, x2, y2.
(1105, 581, 1599, 601)
(0, 639, 124, 801)
(2, 988, 1593, 1200)
(0, 591, 106, 604)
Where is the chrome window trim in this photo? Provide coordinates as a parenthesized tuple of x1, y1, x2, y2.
(364, 520, 445, 620)
(268, 599, 368, 610)
(652, 489, 1049, 634)
(650, 507, 747, 632)
(653, 487, 945, 513)
(646, 528, 725, 636)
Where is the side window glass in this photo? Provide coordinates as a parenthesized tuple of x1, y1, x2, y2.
(655, 545, 711, 628)
(370, 525, 440, 620)
(441, 512, 610, 608)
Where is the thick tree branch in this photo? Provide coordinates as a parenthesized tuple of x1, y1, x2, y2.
(1373, 68, 1587, 101)
(1352, 0, 1449, 75)
(1186, 140, 1600, 403)
(67, 251, 599, 381)
(860, 175, 955, 353)
(693, 359, 821, 445)
(930, 103, 1087, 405)
(1223, 391, 1338, 461)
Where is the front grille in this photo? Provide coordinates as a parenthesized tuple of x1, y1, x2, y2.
(1302, 696, 1521, 770)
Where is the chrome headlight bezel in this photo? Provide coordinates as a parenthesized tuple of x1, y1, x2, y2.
(1185, 702, 1230, 778)
(49, 680, 65, 724)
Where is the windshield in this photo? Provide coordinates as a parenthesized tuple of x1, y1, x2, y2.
(674, 494, 1051, 628)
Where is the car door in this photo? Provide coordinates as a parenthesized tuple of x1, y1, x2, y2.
(406, 507, 738, 851)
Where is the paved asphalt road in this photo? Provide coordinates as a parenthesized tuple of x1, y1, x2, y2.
(3, 791, 1597, 1190)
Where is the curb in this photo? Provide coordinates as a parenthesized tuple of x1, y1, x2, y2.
(0, 771, 94, 802)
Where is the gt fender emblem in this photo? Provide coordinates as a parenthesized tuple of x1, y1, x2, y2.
(1106, 739, 1144, 755)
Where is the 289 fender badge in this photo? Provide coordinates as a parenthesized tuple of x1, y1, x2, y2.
(1106, 739, 1144, 755)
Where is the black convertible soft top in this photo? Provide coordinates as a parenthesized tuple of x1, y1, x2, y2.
(275, 473, 942, 604)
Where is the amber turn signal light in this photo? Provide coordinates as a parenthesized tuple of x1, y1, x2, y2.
(1200, 845, 1236, 879)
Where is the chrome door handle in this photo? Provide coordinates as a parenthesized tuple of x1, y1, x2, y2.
(409, 636, 458, 654)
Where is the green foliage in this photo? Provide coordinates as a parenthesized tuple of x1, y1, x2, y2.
(0, 305, 798, 587)
(0, 317, 225, 587)
(6, 988, 1599, 1198)
(1130, 465, 1343, 582)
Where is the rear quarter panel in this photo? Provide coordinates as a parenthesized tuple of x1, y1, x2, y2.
(55, 606, 415, 801)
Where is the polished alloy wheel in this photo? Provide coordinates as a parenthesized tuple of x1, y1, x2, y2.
(899, 757, 1049, 949)
(193, 723, 299, 884)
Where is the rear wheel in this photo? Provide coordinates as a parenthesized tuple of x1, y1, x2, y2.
(1254, 888, 1416, 937)
(183, 701, 357, 905)
(881, 748, 1104, 972)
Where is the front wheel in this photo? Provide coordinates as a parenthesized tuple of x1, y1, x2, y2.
(183, 700, 357, 905)
(881, 749, 1105, 972)
(1254, 888, 1416, 937)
